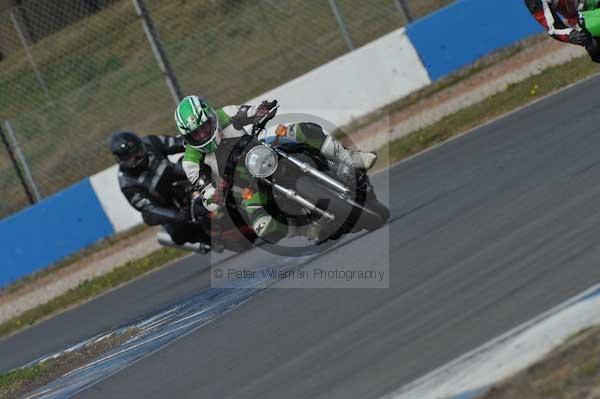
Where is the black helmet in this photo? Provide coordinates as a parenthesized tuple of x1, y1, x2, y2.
(110, 132, 147, 169)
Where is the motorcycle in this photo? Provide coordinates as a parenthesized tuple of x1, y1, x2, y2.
(218, 106, 390, 249)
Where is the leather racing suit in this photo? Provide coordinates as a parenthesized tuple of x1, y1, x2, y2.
(118, 135, 210, 246)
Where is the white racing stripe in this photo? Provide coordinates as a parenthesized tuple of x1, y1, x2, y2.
(380, 282, 600, 399)
(23, 388, 53, 399)
(89, 164, 142, 232)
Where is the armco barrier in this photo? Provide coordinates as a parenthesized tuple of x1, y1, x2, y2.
(0, 0, 553, 288)
(0, 179, 114, 288)
(406, 0, 543, 81)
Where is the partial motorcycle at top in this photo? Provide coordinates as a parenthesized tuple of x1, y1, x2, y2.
(525, 0, 600, 64)
(112, 97, 389, 255)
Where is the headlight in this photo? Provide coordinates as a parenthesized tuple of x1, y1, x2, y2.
(245, 145, 278, 178)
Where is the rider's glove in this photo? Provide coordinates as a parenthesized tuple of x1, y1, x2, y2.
(213, 180, 230, 206)
(232, 101, 276, 130)
(569, 29, 593, 46)
(256, 100, 278, 118)
(190, 194, 209, 222)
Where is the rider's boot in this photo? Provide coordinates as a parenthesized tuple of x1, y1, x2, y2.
(320, 136, 377, 170)
(156, 230, 211, 253)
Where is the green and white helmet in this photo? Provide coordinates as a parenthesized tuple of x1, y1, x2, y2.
(174, 96, 222, 153)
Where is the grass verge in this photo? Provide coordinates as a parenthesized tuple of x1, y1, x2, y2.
(0, 363, 51, 399)
(0, 247, 185, 338)
(480, 325, 600, 399)
(0, 328, 138, 399)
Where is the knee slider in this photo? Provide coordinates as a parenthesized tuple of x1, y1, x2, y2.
(253, 215, 275, 238)
(253, 214, 288, 242)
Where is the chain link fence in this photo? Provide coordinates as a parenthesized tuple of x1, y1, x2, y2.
(0, 0, 453, 218)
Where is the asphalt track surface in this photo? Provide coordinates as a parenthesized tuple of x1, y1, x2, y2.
(6, 75, 600, 398)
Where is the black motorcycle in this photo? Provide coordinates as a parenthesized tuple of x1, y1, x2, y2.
(219, 107, 389, 249)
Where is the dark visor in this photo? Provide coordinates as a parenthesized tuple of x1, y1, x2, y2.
(116, 145, 145, 168)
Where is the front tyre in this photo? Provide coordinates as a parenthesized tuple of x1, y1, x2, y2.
(292, 175, 389, 238)
(360, 197, 389, 231)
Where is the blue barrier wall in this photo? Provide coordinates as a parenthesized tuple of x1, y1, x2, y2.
(406, 0, 544, 81)
(0, 179, 114, 288)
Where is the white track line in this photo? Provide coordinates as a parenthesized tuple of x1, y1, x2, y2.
(381, 283, 600, 399)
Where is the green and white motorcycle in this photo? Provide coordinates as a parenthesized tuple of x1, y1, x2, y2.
(221, 107, 390, 251)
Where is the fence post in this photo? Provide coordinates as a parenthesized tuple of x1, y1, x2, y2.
(396, 0, 414, 23)
(328, 0, 354, 51)
(0, 122, 37, 205)
(10, 9, 52, 103)
(132, 0, 183, 105)
(3, 121, 42, 202)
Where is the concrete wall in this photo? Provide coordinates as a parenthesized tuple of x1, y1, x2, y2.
(0, 179, 113, 287)
(247, 28, 431, 127)
(89, 165, 142, 233)
(0, 0, 546, 288)
(406, 0, 543, 81)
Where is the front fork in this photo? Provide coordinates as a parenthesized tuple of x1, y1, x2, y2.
(273, 148, 351, 196)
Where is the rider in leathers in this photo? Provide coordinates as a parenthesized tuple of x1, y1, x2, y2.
(173, 96, 377, 243)
(110, 131, 210, 248)
(525, 0, 600, 62)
